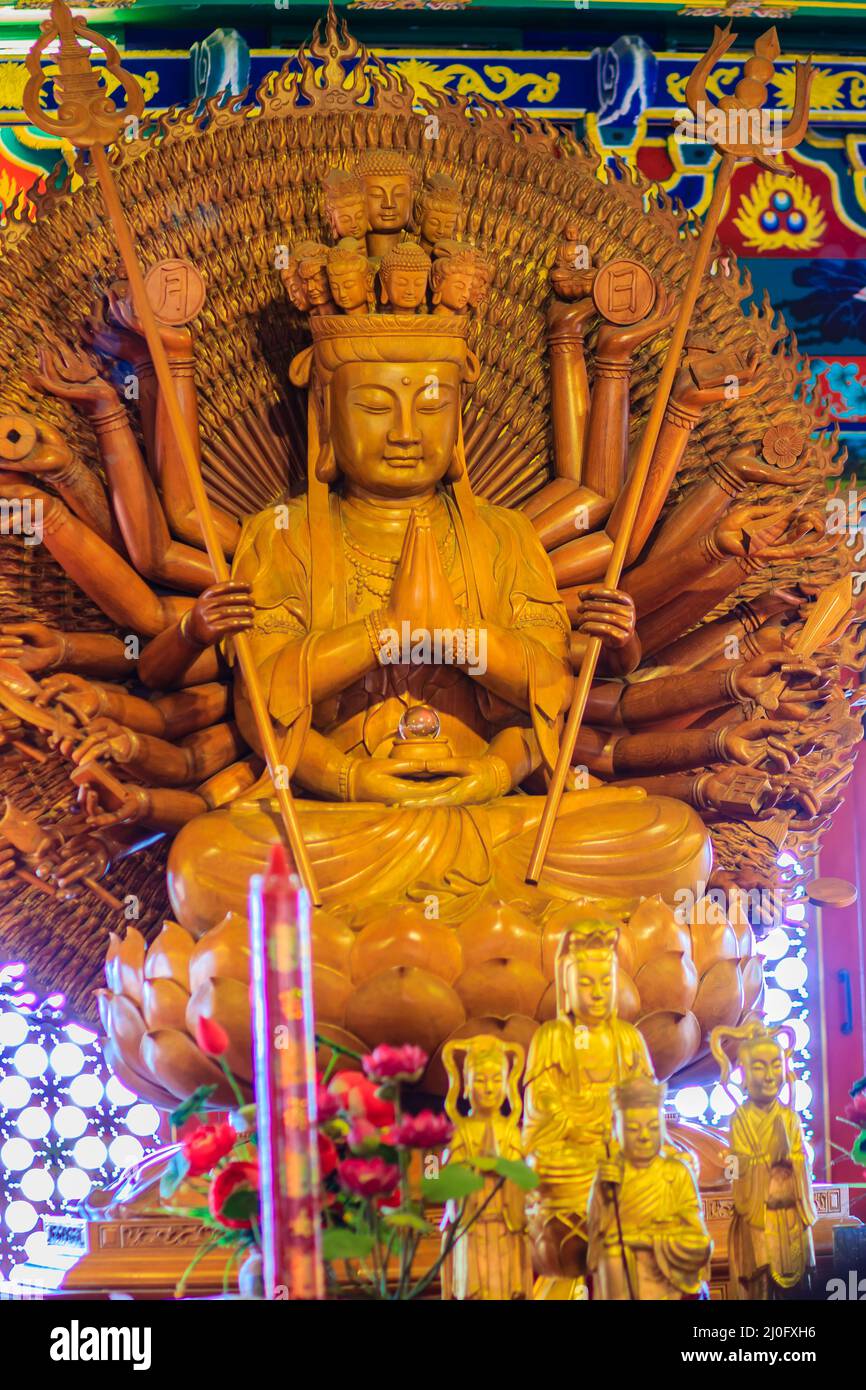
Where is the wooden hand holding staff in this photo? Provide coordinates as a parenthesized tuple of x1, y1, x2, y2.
(526, 24, 814, 882)
(23, 0, 321, 904)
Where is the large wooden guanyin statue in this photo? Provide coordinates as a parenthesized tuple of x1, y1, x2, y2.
(167, 270, 712, 929)
(0, 8, 862, 1107)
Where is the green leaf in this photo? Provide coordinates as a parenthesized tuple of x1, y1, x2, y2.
(159, 1149, 190, 1200)
(383, 1210, 432, 1234)
(851, 1130, 866, 1166)
(420, 1164, 484, 1201)
(321, 1228, 376, 1262)
(221, 1190, 260, 1223)
(487, 1157, 539, 1191)
(464, 1155, 498, 1172)
(169, 1085, 218, 1128)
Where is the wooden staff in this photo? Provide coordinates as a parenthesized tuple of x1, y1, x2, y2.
(23, 2, 321, 905)
(527, 25, 814, 883)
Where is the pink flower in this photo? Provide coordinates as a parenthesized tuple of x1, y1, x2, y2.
(362, 1044, 428, 1085)
(347, 1118, 386, 1154)
(338, 1157, 400, 1200)
(316, 1084, 340, 1125)
(392, 1111, 453, 1150)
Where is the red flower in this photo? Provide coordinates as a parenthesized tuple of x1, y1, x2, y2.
(392, 1111, 453, 1149)
(845, 1090, 866, 1125)
(338, 1156, 400, 1200)
(195, 1016, 230, 1057)
(209, 1160, 259, 1230)
(362, 1045, 428, 1085)
(182, 1121, 237, 1177)
(318, 1131, 338, 1179)
(328, 1071, 395, 1127)
(316, 1084, 340, 1125)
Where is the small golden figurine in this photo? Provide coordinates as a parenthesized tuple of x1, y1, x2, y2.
(587, 1077, 712, 1300)
(522, 918, 654, 1300)
(440, 1034, 533, 1301)
(711, 1022, 817, 1299)
(550, 220, 594, 300)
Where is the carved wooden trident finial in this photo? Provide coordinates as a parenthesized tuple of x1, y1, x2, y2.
(19, 0, 321, 905)
(526, 23, 814, 886)
(23, 0, 143, 147)
(684, 24, 813, 173)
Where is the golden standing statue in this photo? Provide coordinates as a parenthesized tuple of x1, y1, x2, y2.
(522, 919, 653, 1299)
(587, 1077, 712, 1300)
(439, 1034, 532, 1300)
(711, 1022, 817, 1299)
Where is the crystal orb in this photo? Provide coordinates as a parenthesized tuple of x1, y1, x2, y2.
(397, 705, 441, 741)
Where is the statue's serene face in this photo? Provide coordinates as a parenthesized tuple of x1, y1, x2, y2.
(467, 1059, 507, 1115)
(363, 175, 413, 233)
(421, 203, 458, 245)
(330, 196, 368, 240)
(329, 360, 460, 498)
(565, 949, 615, 1023)
(743, 1042, 784, 1105)
(438, 269, 473, 311)
(618, 1105, 663, 1168)
(328, 263, 369, 312)
(383, 268, 429, 311)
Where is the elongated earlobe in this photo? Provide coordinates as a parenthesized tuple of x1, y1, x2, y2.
(315, 385, 338, 482)
(289, 345, 314, 387)
(316, 439, 338, 483)
(446, 447, 464, 482)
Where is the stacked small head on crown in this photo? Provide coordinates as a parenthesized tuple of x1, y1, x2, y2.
(282, 151, 491, 321)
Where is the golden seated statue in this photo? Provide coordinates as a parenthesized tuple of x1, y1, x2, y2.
(163, 305, 709, 1063)
(168, 314, 709, 927)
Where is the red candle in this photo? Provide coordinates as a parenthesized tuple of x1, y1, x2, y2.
(249, 842, 324, 1299)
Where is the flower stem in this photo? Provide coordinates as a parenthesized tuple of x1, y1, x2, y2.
(316, 1031, 362, 1062)
(218, 1056, 246, 1111)
(407, 1175, 507, 1300)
